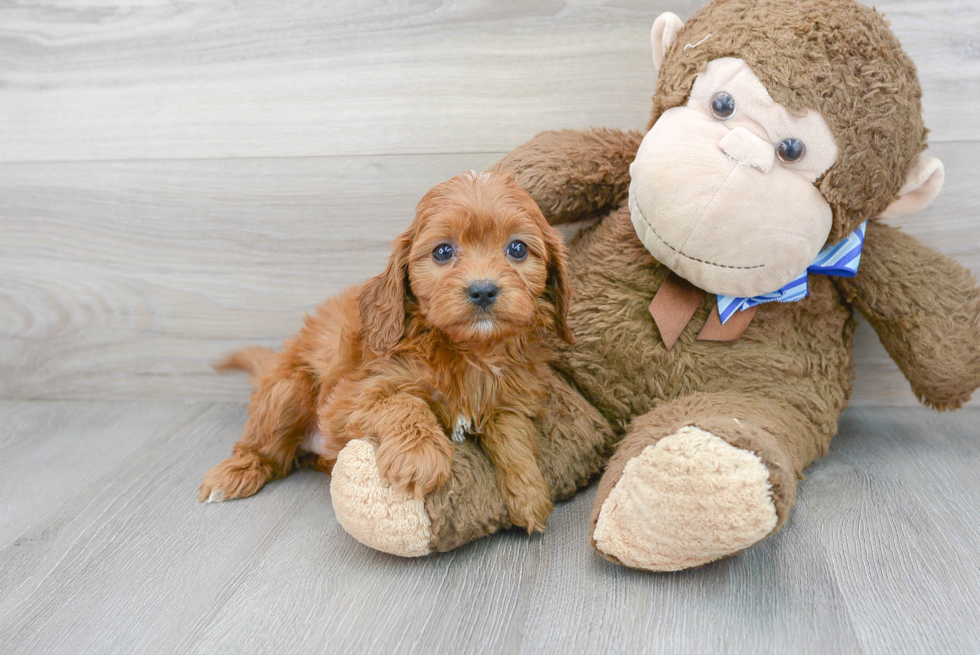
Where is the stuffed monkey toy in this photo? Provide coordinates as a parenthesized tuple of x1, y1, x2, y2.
(328, 0, 980, 570)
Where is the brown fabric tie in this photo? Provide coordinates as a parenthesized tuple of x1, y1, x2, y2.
(697, 304, 758, 342)
(648, 272, 756, 350)
(648, 273, 704, 350)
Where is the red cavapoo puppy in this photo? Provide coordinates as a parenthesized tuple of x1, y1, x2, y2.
(198, 171, 573, 532)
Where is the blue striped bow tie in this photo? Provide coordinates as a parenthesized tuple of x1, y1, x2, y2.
(716, 221, 867, 325)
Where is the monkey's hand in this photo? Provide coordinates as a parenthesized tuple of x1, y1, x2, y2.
(488, 128, 643, 226)
(835, 221, 980, 410)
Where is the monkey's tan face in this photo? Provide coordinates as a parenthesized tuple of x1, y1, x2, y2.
(629, 57, 839, 297)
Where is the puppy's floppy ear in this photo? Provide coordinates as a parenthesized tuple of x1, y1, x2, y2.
(541, 224, 575, 345)
(359, 230, 413, 356)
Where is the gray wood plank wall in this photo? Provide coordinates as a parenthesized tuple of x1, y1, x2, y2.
(2, 0, 978, 404)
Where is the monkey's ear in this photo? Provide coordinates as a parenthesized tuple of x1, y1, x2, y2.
(880, 156, 945, 219)
(651, 12, 684, 73)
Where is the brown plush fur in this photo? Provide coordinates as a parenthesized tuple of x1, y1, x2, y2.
(493, 127, 644, 226)
(200, 172, 574, 533)
(403, 0, 980, 561)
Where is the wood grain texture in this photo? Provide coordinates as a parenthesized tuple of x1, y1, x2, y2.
(805, 408, 980, 655)
(0, 0, 976, 164)
(0, 400, 211, 546)
(0, 153, 501, 400)
(1, 0, 978, 404)
(1, 401, 978, 654)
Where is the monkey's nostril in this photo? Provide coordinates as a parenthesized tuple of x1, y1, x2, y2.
(466, 281, 499, 309)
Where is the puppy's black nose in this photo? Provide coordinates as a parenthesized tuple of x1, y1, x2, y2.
(466, 281, 499, 309)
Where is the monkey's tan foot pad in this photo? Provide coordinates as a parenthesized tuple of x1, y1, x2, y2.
(330, 439, 433, 557)
(593, 426, 777, 571)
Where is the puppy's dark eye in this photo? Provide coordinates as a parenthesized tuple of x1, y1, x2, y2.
(506, 240, 528, 260)
(710, 91, 736, 120)
(776, 137, 806, 163)
(432, 243, 454, 263)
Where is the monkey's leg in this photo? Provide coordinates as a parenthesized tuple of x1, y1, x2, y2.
(589, 391, 833, 571)
(329, 370, 616, 556)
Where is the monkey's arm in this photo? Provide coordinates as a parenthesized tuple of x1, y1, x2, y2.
(489, 128, 643, 225)
(834, 221, 980, 410)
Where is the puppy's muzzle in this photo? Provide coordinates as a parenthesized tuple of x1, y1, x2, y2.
(466, 280, 499, 309)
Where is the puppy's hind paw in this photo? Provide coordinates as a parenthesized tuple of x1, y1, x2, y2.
(197, 454, 272, 503)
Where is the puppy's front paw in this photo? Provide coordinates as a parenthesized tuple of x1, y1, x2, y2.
(502, 471, 553, 534)
(198, 454, 272, 503)
(506, 491, 553, 535)
(375, 437, 454, 499)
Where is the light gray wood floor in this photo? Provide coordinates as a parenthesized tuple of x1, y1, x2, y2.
(1, 402, 979, 654)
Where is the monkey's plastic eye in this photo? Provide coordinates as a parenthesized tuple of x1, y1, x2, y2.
(710, 91, 736, 120)
(506, 240, 528, 260)
(776, 138, 806, 163)
(432, 243, 455, 263)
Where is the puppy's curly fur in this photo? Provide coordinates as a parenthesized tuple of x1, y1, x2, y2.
(199, 171, 573, 533)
